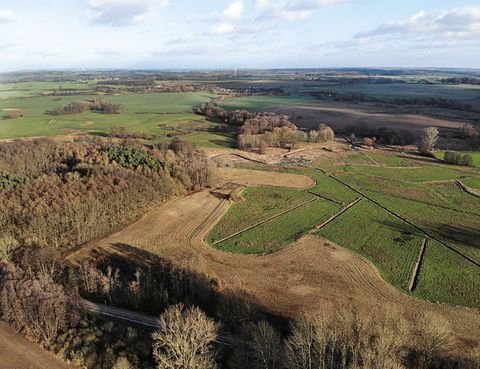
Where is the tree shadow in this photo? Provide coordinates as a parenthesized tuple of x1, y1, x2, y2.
(77, 242, 288, 331)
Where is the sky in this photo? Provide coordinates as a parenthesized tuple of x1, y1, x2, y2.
(0, 0, 480, 71)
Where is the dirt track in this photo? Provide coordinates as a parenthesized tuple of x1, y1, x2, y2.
(71, 191, 480, 345)
(0, 323, 70, 369)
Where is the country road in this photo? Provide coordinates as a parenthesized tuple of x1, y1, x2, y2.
(80, 299, 236, 346)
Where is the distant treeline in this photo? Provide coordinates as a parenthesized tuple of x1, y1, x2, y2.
(310, 91, 479, 113)
(49, 98, 124, 115)
(440, 77, 480, 85)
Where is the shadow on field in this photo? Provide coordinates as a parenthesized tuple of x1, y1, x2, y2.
(430, 224, 480, 250)
(78, 242, 288, 330)
(380, 219, 480, 248)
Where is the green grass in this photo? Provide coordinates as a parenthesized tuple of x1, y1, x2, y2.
(355, 189, 480, 263)
(413, 240, 480, 307)
(463, 177, 480, 189)
(215, 199, 340, 254)
(0, 92, 230, 146)
(317, 200, 423, 289)
(344, 164, 471, 182)
(208, 187, 313, 243)
(348, 153, 417, 167)
(435, 151, 480, 167)
(293, 168, 358, 204)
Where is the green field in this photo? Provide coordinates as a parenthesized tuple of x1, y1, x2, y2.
(208, 187, 313, 243)
(293, 168, 358, 204)
(463, 177, 480, 189)
(317, 200, 423, 289)
(215, 199, 340, 254)
(435, 151, 480, 167)
(343, 164, 472, 182)
(348, 153, 418, 167)
(0, 83, 237, 147)
(413, 240, 480, 307)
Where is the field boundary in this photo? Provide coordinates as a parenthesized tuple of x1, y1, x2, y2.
(189, 198, 231, 243)
(310, 198, 362, 233)
(307, 190, 344, 205)
(408, 238, 428, 291)
(315, 168, 480, 269)
(212, 197, 319, 245)
(457, 180, 480, 198)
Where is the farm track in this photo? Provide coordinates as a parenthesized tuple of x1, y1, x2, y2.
(80, 299, 237, 347)
(315, 168, 480, 269)
(212, 197, 319, 245)
(408, 239, 428, 291)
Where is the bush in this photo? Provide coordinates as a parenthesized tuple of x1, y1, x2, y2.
(462, 154, 474, 167)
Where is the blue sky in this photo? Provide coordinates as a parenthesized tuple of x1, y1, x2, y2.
(0, 0, 479, 71)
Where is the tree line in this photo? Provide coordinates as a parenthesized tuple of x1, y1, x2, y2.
(3, 242, 478, 369)
(49, 98, 125, 115)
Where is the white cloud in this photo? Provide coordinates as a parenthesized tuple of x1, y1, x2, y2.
(223, 1, 244, 20)
(0, 9, 15, 23)
(356, 6, 480, 41)
(255, 0, 270, 10)
(212, 23, 236, 35)
(87, 0, 168, 26)
(257, 0, 348, 21)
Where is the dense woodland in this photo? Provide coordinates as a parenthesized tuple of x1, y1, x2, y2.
(0, 138, 214, 250)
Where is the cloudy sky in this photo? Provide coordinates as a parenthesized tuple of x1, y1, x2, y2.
(1, 0, 480, 71)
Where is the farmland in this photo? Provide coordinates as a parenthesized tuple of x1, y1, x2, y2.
(436, 151, 480, 167)
(316, 200, 423, 290)
(0, 82, 237, 148)
(2, 69, 480, 367)
(208, 187, 313, 243)
(214, 199, 341, 254)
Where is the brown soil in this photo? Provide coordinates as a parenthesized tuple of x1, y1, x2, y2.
(216, 168, 315, 188)
(269, 105, 465, 133)
(0, 323, 71, 369)
(70, 191, 480, 348)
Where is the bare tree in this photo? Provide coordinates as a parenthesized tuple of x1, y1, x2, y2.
(414, 312, 456, 369)
(419, 127, 439, 154)
(249, 321, 282, 369)
(0, 235, 19, 262)
(113, 356, 134, 369)
(152, 304, 220, 369)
